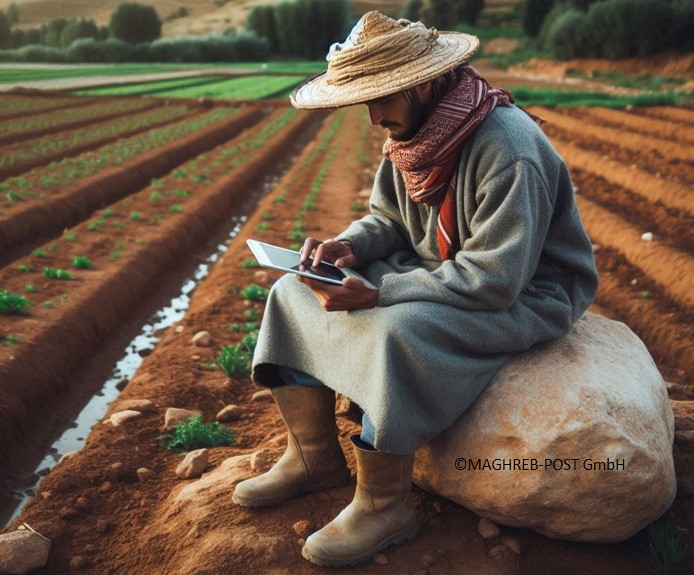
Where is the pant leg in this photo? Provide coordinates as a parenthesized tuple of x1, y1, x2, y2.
(276, 366, 376, 446)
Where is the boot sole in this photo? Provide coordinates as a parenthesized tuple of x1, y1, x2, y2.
(301, 521, 420, 567)
(232, 471, 351, 508)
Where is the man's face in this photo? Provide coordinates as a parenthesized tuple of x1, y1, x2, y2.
(365, 87, 429, 141)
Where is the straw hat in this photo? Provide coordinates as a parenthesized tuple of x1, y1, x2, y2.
(290, 11, 479, 110)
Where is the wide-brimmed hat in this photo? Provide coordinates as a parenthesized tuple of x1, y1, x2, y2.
(290, 11, 479, 110)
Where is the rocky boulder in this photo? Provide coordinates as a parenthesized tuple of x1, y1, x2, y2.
(413, 312, 676, 543)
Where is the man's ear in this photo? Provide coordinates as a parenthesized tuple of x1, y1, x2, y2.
(415, 81, 433, 102)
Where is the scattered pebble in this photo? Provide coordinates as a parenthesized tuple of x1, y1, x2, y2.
(175, 325, 184, 333)
(478, 517, 501, 539)
(501, 536, 521, 555)
(192, 354, 201, 361)
(75, 497, 90, 511)
(70, 555, 89, 569)
(164, 407, 201, 430)
(254, 270, 270, 285)
(293, 520, 312, 539)
(421, 553, 434, 567)
(117, 399, 155, 414)
(298, 537, 305, 546)
(216, 404, 242, 422)
(432, 501, 441, 513)
(0, 530, 51, 574)
(489, 544, 514, 561)
(137, 468, 157, 482)
(641, 232, 654, 242)
(251, 389, 273, 402)
(98, 482, 112, 493)
(192, 331, 213, 347)
(373, 553, 388, 565)
(176, 448, 209, 479)
(96, 519, 110, 533)
(109, 410, 142, 426)
(630, 279, 638, 285)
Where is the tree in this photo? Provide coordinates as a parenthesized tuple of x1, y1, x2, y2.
(7, 2, 18, 25)
(522, 0, 555, 37)
(246, 4, 279, 53)
(60, 18, 99, 48)
(42, 17, 68, 47)
(455, 0, 485, 25)
(402, 0, 424, 21)
(109, 3, 161, 43)
(0, 10, 10, 49)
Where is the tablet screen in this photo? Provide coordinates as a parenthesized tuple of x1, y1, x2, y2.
(247, 240, 348, 284)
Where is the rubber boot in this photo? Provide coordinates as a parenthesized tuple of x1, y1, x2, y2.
(301, 435, 420, 567)
(232, 385, 351, 507)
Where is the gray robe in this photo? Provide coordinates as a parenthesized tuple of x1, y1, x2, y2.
(252, 105, 598, 454)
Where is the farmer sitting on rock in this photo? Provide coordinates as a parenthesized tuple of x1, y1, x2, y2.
(232, 10, 598, 567)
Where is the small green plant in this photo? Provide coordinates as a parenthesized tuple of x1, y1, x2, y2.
(240, 258, 260, 269)
(24, 283, 37, 293)
(43, 301, 54, 309)
(228, 323, 241, 333)
(239, 284, 269, 302)
(215, 344, 251, 378)
(43, 267, 72, 280)
(288, 230, 305, 241)
(350, 203, 367, 212)
(149, 191, 163, 202)
(244, 308, 260, 321)
(130, 210, 142, 221)
(0, 290, 31, 315)
(2, 335, 21, 346)
(641, 291, 653, 300)
(157, 415, 236, 452)
(150, 178, 165, 189)
(87, 218, 106, 231)
(17, 264, 34, 272)
(172, 168, 187, 178)
(169, 204, 182, 213)
(261, 210, 273, 221)
(256, 223, 270, 232)
(63, 232, 77, 242)
(101, 208, 115, 218)
(191, 174, 210, 183)
(241, 331, 259, 354)
(33, 249, 47, 258)
(175, 189, 189, 197)
(72, 256, 94, 269)
(648, 518, 693, 575)
(273, 194, 286, 204)
(6, 191, 23, 202)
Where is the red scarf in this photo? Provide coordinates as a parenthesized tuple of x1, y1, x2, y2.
(384, 66, 542, 260)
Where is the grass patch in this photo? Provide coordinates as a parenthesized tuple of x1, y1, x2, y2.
(0, 290, 31, 314)
(43, 267, 73, 280)
(648, 518, 693, 575)
(72, 256, 94, 269)
(2, 335, 21, 346)
(157, 415, 235, 452)
(510, 87, 680, 108)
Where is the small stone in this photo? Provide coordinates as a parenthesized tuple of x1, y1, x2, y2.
(479, 518, 501, 539)
(641, 232, 654, 242)
(70, 555, 89, 569)
(75, 497, 90, 511)
(591, 243, 600, 253)
(41, 491, 52, 499)
(293, 520, 312, 539)
(84, 544, 96, 553)
(251, 389, 273, 402)
(175, 325, 184, 333)
(0, 530, 51, 574)
(118, 399, 155, 414)
(373, 553, 388, 565)
(421, 553, 434, 567)
(110, 462, 123, 471)
(137, 468, 157, 482)
(98, 481, 112, 493)
(216, 404, 242, 422)
(297, 538, 305, 546)
(59, 506, 80, 519)
(501, 536, 521, 555)
(630, 279, 638, 286)
(254, 270, 270, 285)
(192, 331, 213, 347)
(191, 354, 201, 361)
(176, 448, 209, 479)
(96, 519, 110, 533)
(109, 410, 142, 426)
(489, 544, 514, 561)
(433, 502, 441, 513)
(164, 407, 201, 430)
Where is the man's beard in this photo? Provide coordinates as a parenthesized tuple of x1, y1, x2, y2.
(391, 91, 429, 141)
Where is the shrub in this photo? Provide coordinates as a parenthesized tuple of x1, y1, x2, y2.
(544, 8, 590, 59)
(157, 415, 235, 452)
(522, 0, 556, 37)
(0, 290, 31, 315)
(109, 2, 161, 44)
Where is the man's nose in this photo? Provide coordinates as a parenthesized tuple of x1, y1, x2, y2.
(366, 103, 384, 126)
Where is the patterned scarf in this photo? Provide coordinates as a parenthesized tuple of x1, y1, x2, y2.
(384, 66, 543, 260)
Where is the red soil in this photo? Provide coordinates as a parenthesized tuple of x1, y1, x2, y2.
(0, 96, 692, 574)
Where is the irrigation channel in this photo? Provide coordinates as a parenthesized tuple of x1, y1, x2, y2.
(0, 148, 300, 529)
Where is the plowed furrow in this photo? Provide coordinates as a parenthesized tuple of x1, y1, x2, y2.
(580, 107, 694, 145)
(637, 106, 694, 124)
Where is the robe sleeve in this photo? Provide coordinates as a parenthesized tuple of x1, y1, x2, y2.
(375, 158, 555, 311)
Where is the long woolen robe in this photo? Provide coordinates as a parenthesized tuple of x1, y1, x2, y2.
(252, 105, 598, 455)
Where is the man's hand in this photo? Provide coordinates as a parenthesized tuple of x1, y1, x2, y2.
(298, 275, 379, 312)
(300, 237, 357, 269)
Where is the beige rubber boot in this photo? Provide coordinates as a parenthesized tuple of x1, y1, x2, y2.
(232, 385, 350, 507)
(301, 435, 420, 567)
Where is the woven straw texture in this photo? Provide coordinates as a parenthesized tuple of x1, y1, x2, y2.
(290, 11, 479, 109)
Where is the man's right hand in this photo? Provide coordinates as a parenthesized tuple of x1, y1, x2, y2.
(300, 238, 357, 269)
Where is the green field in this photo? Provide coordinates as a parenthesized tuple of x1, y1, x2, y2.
(75, 75, 232, 96)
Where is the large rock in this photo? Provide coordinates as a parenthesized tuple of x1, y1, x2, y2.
(413, 312, 676, 543)
(0, 530, 51, 574)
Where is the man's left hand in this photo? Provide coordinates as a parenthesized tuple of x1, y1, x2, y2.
(297, 275, 379, 311)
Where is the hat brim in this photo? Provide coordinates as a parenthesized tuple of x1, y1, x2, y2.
(290, 31, 479, 110)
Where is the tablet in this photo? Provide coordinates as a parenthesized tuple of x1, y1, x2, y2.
(246, 239, 351, 285)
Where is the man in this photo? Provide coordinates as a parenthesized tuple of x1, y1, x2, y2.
(232, 10, 598, 567)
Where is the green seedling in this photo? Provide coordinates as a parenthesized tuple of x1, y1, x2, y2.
(241, 331, 259, 354)
(87, 219, 106, 231)
(72, 256, 94, 270)
(243, 322, 260, 333)
(175, 189, 189, 197)
(239, 284, 269, 302)
(24, 284, 37, 293)
(228, 323, 241, 333)
(33, 249, 47, 258)
(0, 290, 31, 315)
(17, 264, 34, 272)
(215, 344, 251, 378)
(648, 518, 693, 575)
(244, 309, 260, 321)
(6, 191, 23, 202)
(43, 267, 72, 280)
(641, 291, 653, 300)
(2, 335, 21, 346)
(256, 223, 269, 232)
(130, 211, 142, 221)
(64, 232, 77, 242)
(273, 194, 286, 204)
(350, 203, 367, 212)
(240, 258, 260, 269)
(169, 204, 182, 213)
(261, 210, 274, 221)
(157, 415, 235, 452)
(43, 301, 54, 309)
(150, 178, 165, 189)
(101, 208, 115, 218)
(149, 191, 163, 202)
